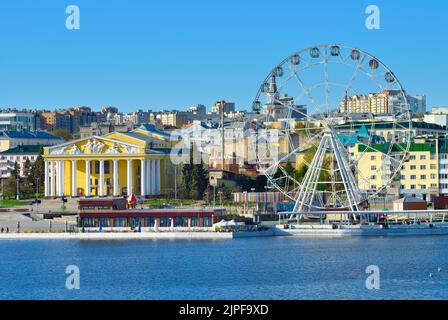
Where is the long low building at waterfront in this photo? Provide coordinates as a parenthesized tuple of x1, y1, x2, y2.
(77, 198, 219, 231)
(43, 124, 175, 198)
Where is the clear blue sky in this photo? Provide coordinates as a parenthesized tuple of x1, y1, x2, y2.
(0, 0, 446, 112)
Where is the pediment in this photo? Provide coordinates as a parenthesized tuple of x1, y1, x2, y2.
(48, 137, 141, 155)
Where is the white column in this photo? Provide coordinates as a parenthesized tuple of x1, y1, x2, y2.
(44, 161, 49, 197)
(140, 159, 146, 196)
(54, 160, 61, 197)
(113, 160, 119, 196)
(151, 159, 156, 195)
(85, 160, 91, 197)
(146, 159, 151, 196)
(156, 160, 161, 194)
(71, 160, 77, 197)
(57, 161, 64, 197)
(127, 159, 133, 195)
(61, 161, 65, 196)
(99, 160, 105, 197)
(50, 161, 55, 197)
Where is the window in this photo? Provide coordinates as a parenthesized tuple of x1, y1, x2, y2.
(113, 217, 127, 227)
(144, 217, 155, 227)
(421, 185, 427, 190)
(420, 165, 426, 170)
(101, 218, 110, 227)
(410, 155, 416, 160)
(431, 174, 437, 179)
(129, 217, 140, 228)
(410, 175, 416, 180)
(203, 217, 212, 227)
(82, 218, 96, 227)
(191, 217, 200, 227)
(401, 175, 405, 180)
(420, 175, 426, 180)
(371, 166, 377, 171)
(370, 155, 376, 161)
(160, 217, 170, 227)
(410, 185, 416, 189)
(410, 165, 416, 170)
(420, 155, 426, 160)
(175, 217, 189, 227)
(430, 164, 437, 170)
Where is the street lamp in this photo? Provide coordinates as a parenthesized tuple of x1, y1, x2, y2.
(16, 175, 20, 201)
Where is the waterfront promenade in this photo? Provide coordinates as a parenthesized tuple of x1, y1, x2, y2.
(0, 230, 275, 240)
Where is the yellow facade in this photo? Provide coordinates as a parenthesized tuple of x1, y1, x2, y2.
(354, 142, 438, 198)
(43, 126, 175, 198)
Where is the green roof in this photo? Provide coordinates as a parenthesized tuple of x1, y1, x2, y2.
(357, 143, 432, 154)
(0, 145, 44, 155)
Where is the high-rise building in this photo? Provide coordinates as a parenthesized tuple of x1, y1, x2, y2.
(187, 104, 207, 119)
(0, 111, 40, 131)
(340, 90, 425, 115)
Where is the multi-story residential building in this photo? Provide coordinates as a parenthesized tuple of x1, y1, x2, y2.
(187, 104, 207, 119)
(0, 130, 64, 152)
(40, 107, 100, 134)
(0, 145, 43, 178)
(0, 110, 41, 131)
(354, 139, 439, 201)
(340, 90, 425, 115)
(424, 107, 448, 128)
(211, 101, 235, 114)
(122, 110, 152, 126)
(408, 94, 426, 114)
(79, 122, 134, 139)
(158, 111, 190, 127)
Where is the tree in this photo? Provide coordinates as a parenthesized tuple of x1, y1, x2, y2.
(192, 157, 208, 200)
(50, 129, 73, 141)
(28, 147, 45, 194)
(181, 143, 210, 200)
(3, 176, 17, 199)
(23, 158, 32, 183)
(182, 144, 194, 198)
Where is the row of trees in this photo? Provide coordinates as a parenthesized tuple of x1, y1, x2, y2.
(181, 146, 209, 200)
(2, 148, 45, 199)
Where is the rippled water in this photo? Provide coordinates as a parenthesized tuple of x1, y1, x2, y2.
(0, 236, 448, 300)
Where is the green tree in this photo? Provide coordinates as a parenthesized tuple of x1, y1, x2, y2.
(3, 176, 17, 199)
(28, 147, 45, 194)
(182, 143, 194, 198)
(192, 157, 208, 200)
(23, 158, 32, 183)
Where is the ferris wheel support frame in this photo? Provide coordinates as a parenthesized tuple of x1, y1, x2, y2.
(290, 127, 362, 221)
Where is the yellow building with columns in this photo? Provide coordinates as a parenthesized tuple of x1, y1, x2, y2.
(43, 124, 174, 198)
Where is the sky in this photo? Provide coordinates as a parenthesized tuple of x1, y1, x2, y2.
(0, 0, 446, 112)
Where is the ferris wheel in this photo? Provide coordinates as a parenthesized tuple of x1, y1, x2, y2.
(252, 44, 412, 214)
